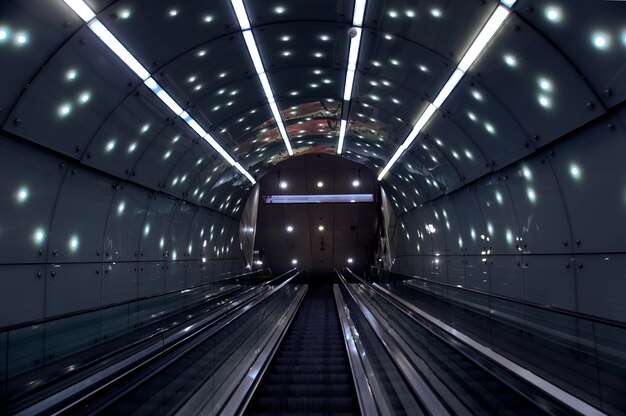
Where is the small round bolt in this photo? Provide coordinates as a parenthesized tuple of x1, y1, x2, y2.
(14, 118, 22, 126)
(37, 272, 42, 278)
(586, 102, 595, 110)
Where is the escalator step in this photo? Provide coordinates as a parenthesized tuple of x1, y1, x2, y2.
(245, 284, 359, 415)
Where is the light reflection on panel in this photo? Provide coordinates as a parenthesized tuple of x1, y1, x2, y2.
(471, 14, 600, 146)
(48, 168, 116, 262)
(550, 112, 626, 253)
(0, 137, 66, 263)
(5, 27, 134, 158)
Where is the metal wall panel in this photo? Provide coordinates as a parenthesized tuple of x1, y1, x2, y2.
(505, 157, 572, 254)
(473, 177, 521, 255)
(139, 196, 176, 261)
(470, 15, 600, 146)
(522, 255, 576, 310)
(165, 261, 186, 292)
(0, 0, 81, 124)
(137, 261, 166, 298)
(0, 137, 66, 264)
(576, 254, 626, 322)
(103, 184, 149, 262)
(0, 265, 45, 327)
(48, 168, 116, 263)
(5, 27, 134, 157)
(45, 263, 102, 317)
(550, 113, 626, 253)
(491, 255, 524, 300)
(101, 261, 138, 305)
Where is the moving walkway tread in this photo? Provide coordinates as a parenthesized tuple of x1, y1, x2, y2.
(245, 284, 360, 415)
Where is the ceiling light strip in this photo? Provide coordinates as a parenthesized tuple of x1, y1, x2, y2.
(61, 0, 256, 184)
(231, 0, 293, 156)
(377, 3, 512, 181)
(337, 0, 368, 154)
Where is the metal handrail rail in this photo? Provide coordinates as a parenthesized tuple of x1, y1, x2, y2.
(350, 268, 604, 416)
(0, 268, 273, 332)
(370, 266, 626, 329)
(53, 269, 304, 415)
(332, 278, 380, 416)
(337, 270, 450, 416)
(4, 269, 297, 408)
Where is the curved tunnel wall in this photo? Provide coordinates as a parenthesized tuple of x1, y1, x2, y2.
(0, 0, 625, 328)
(389, 106, 626, 322)
(0, 132, 245, 328)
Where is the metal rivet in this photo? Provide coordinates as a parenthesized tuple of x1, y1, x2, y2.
(586, 102, 595, 110)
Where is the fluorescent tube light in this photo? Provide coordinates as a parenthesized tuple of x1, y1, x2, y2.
(185, 118, 207, 138)
(337, 119, 347, 154)
(144, 77, 184, 115)
(457, 5, 509, 72)
(500, 0, 517, 8)
(87, 20, 150, 81)
(230, 0, 293, 157)
(230, 0, 251, 30)
(343, 70, 356, 101)
(337, 1, 367, 153)
(347, 28, 362, 70)
(242, 30, 264, 74)
(402, 104, 437, 150)
(204, 134, 236, 165)
(378, 147, 404, 180)
(432, 68, 464, 108)
(352, 0, 368, 27)
(377, 3, 512, 181)
(258, 72, 274, 101)
(62, 0, 256, 184)
(235, 163, 256, 184)
(62, 0, 95, 22)
(265, 194, 375, 204)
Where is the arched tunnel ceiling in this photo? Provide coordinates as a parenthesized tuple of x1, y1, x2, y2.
(1, 0, 625, 219)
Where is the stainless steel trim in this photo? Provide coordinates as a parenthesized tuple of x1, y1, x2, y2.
(333, 283, 380, 416)
(216, 285, 308, 416)
(337, 272, 450, 416)
(44, 271, 303, 415)
(368, 279, 607, 416)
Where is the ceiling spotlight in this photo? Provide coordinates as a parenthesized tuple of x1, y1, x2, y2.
(286, 225, 293, 232)
(318, 225, 325, 231)
(291, 259, 298, 265)
(347, 258, 354, 264)
(279, 181, 288, 189)
(317, 181, 324, 188)
(352, 180, 360, 187)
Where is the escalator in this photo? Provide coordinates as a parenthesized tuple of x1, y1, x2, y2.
(6, 268, 606, 415)
(245, 284, 359, 415)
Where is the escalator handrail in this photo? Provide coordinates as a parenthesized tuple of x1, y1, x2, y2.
(219, 286, 309, 416)
(50, 269, 303, 415)
(5, 285, 240, 405)
(332, 281, 381, 416)
(0, 268, 273, 333)
(337, 270, 450, 416)
(10, 269, 299, 414)
(370, 266, 626, 329)
(348, 268, 605, 416)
